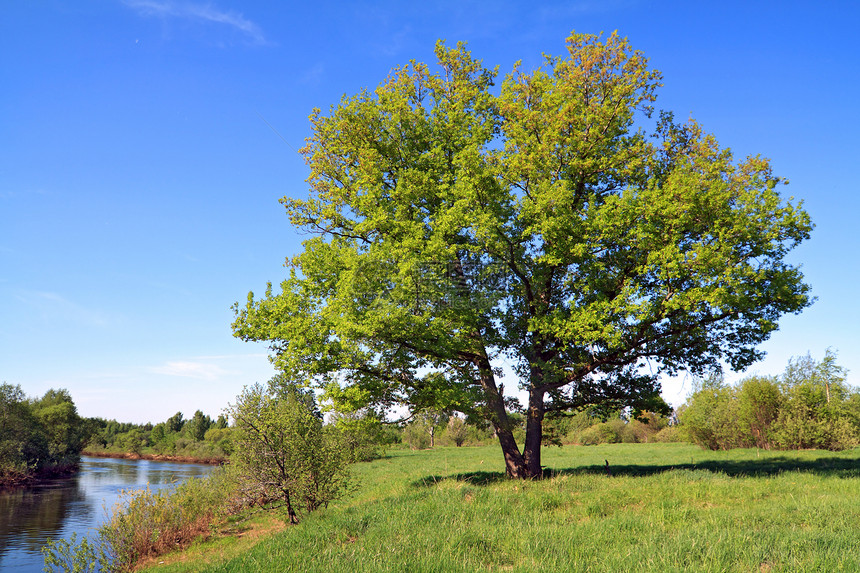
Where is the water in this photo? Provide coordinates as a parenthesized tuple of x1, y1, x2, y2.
(0, 456, 215, 573)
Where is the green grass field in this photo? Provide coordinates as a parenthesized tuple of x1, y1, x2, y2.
(142, 443, 860, 572)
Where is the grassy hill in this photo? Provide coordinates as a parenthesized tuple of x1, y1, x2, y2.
(141, 442, 860, 572)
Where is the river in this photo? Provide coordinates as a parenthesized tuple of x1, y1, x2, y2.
(0, 456, 215, 573)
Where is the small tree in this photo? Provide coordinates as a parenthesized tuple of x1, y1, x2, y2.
(736, 376, 781, 449)
(185, 410, 212, 442)
(165, 412, 185, 434)
(229, 381, 351, 524)
(328, 408, 388, 462)
(402, 418, 432, 450)
(445, 415, 468, 447)
(680, 374, 745, 450)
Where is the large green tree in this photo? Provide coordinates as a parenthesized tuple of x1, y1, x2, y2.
(233, 32, 812, 478)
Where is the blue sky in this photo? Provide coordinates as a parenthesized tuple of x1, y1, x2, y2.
(2, 1, 858, 424)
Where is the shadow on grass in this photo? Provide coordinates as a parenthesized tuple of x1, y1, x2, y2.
(412, 456, 860, 488)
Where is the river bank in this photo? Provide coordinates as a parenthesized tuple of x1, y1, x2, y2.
(1, 456, 217, 573)
(0, 463, 80, 491)
(82, 449, 226, 465)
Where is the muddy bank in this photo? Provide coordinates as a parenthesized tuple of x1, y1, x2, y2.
(0, 463, 80, 490)
(82, 450, 226, 465)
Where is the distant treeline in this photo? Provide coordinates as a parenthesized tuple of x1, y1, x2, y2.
(85, 410, 232, 461)
(400, 352, 860, 453)
(680, 351, 860, 451)
(0, 384, 88, 486)
(1, 380, 234, 487)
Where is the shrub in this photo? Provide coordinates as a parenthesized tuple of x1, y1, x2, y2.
(680, 375, 749, 450)
(43, 466, 239, 572)
(654, 426, 687, 443)
(680, 352, 860, 451)
(1, 384, 88, 484)
(736, 376, 781, 449)
(403, 419, 432, 450)
(443, 415, 469, 447)
(577, 422, 621, 445)
(330, 409, 388, 462)
(229, 381, 352, 524)
(626, 412, 669, 443)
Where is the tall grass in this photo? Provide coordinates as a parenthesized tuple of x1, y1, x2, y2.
(136, 443, 860, 573)
(44, 466, 240, 572)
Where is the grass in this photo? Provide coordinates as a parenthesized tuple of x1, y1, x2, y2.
(139, 443, 860, 573)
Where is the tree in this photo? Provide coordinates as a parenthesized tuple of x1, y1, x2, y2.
(328, 408, 388, 462)
(0, 383, 47, 480)
(228, 381, 351, 524)
(445, 415, 468, 447)
(166, 412, 185, 434)
(773, 350, 857, 450)
(185, 410, 212, 442)
(233, 32, 812, 478)
(31, 388, 88, 468)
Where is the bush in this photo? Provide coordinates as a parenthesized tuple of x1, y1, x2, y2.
(736, 376, 782, 449)
(403, 419, 432, 450)
(330, 410, 388, 462)
(1, 384, 87, 485)
(577, 422, 621, 445)
(229, 381, 352, 524)
(654, 426, 687, 443)
(680, 352, 860, 451)
(680, 375, 749, 450)
(43, 466, 239, 572)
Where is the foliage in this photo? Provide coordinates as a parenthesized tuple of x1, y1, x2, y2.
(328, 408, 389, 462)
(228, 381, 353, 524)
(132, 444, 860, 573)
(43, 532, 115, 573)
(402, 418, 432, 450)
(402, 410, 448, 449)
(681, 351, 860, 451)
(626, 411, 670, 443)
(577, 421, 624, 445)
(31, 388, 90, 468)
(232, 31, 812, 478)
(680, 374, 746, 450)
(85, 408, 231, 461)
(43, 466, 239, 573)
(444, 415, 469, 447)
(653, 425, 687, 443)
(185, 410, 213, 442)
(0, 383, 88, 485)
(736, 375, 782, 449)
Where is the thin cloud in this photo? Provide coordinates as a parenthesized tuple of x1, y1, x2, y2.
(17, 290, 111, 328)
(124, 0, 266, 44)
(299, 62, 325, 86)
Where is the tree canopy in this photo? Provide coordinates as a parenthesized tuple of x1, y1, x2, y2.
(233, 32, 812, 478)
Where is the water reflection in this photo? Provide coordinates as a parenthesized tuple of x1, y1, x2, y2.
(0, 456, 214, 573)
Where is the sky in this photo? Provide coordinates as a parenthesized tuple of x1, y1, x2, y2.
(2, 1, 859, 424)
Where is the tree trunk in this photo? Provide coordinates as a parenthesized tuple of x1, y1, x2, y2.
(283, 489, 299, 524)
(522, 387, 545, 479)
(475, 356, 526, 478)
